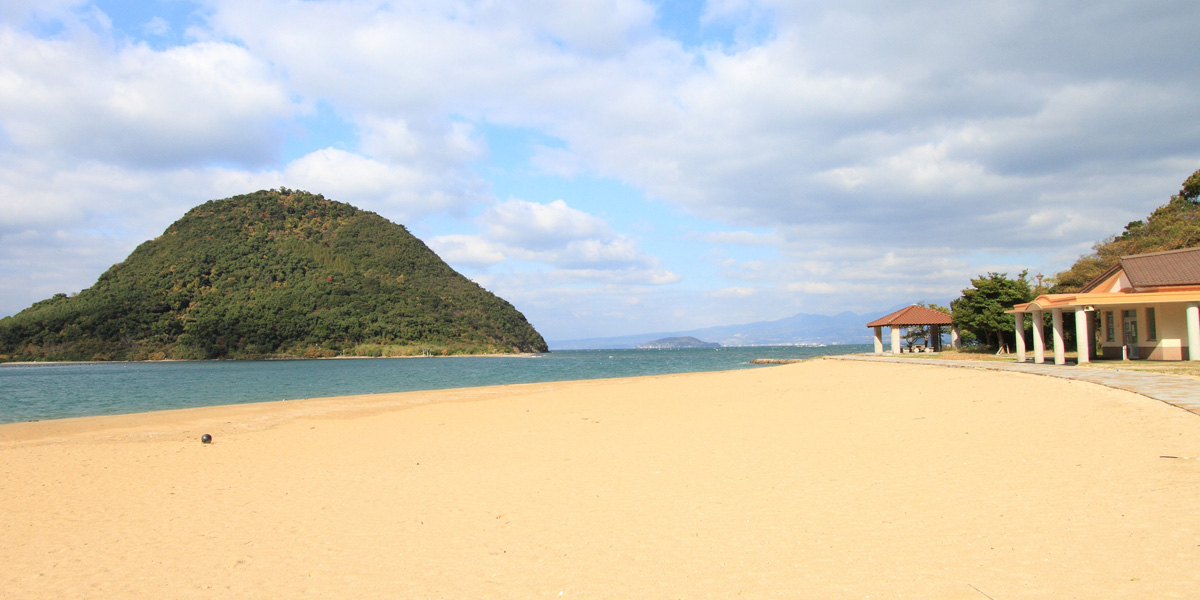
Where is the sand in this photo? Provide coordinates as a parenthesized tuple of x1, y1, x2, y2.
(2, 358, 1199, 599)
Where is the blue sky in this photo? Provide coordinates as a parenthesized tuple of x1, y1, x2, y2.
(2, 0, 1199, 341)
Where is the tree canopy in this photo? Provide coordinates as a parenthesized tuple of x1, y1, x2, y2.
(951, 271, 1033, 351)
(0, 189, 548, 361)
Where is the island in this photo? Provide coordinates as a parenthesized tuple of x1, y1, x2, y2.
(0, 189, 548, 361)
(637, 336, 721, 349)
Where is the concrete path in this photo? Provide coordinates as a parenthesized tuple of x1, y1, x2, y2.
(830, 355, 1200, 416)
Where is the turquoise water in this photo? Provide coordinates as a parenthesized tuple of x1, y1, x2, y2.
(0, 345, 870, 424)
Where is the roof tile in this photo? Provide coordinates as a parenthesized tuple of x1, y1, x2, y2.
(1119, 246, 1200, 288)
(866, 305, 953, 328)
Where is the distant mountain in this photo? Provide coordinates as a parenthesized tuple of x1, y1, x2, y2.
(550, 309, 902, 350)
(636, 336, 721, 349)
(0, 190, 548, 361)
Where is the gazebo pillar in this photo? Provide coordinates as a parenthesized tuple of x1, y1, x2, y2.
(1075, 309, 1090, 364)
(1032, 310, 1046, 364)
(1187, 303, 1200, 361)
(1052, 308, 1066, 365)
(865, 305, 955, 356)
(1014, 312, 1026, 362)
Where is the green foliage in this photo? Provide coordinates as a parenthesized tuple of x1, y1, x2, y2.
(951, 271, 1033, 351)
(1180, 169, 1200, 203)
(1053, 167, 1200, 292)
(0, 189, 548, 361)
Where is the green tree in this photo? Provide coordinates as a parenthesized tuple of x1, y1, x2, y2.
(951, 272, 1033, 352)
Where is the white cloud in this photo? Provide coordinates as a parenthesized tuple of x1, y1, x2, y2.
(5, 0, 1200, 339)
(483, 199, 611, 250)
(0, 0, 99, 31)
(358, 117, 486, 167)
(0, 29, 295, 167)
(427, 234, 507, 267)
(708, 287, 758, 298)
(281, 148, 482, 221)
(445, 197, 676, 277)
(512, 0, 657, 57)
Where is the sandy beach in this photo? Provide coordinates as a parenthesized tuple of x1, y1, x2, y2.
(3, 358, 1199, 599)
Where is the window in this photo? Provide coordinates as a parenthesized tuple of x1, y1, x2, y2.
(1105, 311, 1115, 342)
(1146, 307, 1157, 341)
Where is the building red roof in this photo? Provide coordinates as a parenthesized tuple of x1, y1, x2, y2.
(865, 305, 953, 328)
(1081, 246, 1200, 292)
(1119, 246, 1200, 288)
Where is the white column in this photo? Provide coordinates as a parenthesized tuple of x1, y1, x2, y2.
(873, 326, 883, 354)
(951, 327, 961, 350)
(1188, 303, 1200, 361)
(1014, 312, 1026, 362)
(1075, 309, 1090, 364)
(1052, 308, 1065, 365)
(890, 327, 901, 354)
(1032, 310, 1045, 363)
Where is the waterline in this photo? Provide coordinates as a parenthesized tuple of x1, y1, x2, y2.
(0, 345, 870, 424)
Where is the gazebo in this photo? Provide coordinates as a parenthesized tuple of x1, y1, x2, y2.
(866, 305, 959, 355)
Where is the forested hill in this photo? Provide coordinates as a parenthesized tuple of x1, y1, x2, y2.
(1053, 168, 1200, 291)
(0, 190, 548, 361)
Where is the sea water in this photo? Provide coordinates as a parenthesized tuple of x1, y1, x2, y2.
(0, 345, 871, 424)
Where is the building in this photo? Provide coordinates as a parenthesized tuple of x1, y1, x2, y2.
(1008, 247, 1200, 364)
(866, 305, 959, 355)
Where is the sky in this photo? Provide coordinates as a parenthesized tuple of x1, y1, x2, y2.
(2, 0, 1199, 341)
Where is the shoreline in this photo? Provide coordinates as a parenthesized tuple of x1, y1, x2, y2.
(1, 346, 871, 426)
(5, 350, 1196, 432)
(5, 359, 1200, 598)
(0, 351, 544, 367)
(0, 370, 698, 443)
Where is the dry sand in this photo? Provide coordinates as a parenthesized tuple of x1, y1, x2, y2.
(3, 359, 1200, 599)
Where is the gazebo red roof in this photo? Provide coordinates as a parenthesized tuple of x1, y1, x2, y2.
(865, 305, 953, 328)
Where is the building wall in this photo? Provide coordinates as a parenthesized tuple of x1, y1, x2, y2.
(1096, 302, 1190, 361)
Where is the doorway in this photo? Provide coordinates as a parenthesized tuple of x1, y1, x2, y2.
(1122, 309, 1139, 359)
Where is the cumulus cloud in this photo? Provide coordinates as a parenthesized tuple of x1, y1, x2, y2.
(281, 147, 485, 221)
(483, 199, 611, 250)
(4, 0, 1200, 339)
(0, 29, 295, 168)
(427, 234, 507, 268)
(431, 197, 677, 281)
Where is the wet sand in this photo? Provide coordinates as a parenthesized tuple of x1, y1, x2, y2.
(3, 359, 1199, 598)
